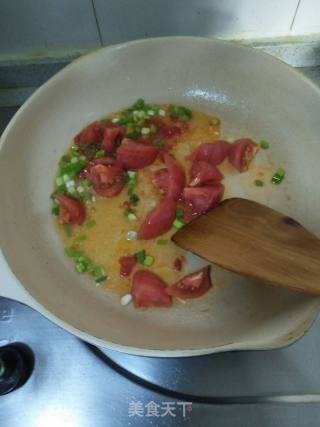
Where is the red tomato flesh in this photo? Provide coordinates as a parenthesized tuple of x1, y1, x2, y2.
(228, 138, 257, 172)
(56, 194, 86, 225)
(102, 127, 125, 153)
(166, 266, 212, 299)
(74, 121, 105, 145)
(163, 153, 186, 200)
(116, 138, 159, 170)
(192, 140, 230, 165)
(131, 270, 172, 308)
(87, 156, 125, 197)
(152, 168, 169, 194)
(138, 197, 176, 240)
(183, 185, 223, 216)
(119, 255, 137, 277)
(190, 160, 223, 186)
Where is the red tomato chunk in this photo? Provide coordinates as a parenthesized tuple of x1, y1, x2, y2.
(119, 255, 137, 277)
(116, 139, 159, 170)
(87, 157, 125, 197)
(190, 160, 223, 186)
(56, 195, 86, 225)
(138, 197, 176, 240)
(192, 140, 230, 165)
(228, 138, 257, 172)
(183, 185, 224, 216)
(166, 266, 212, 299)
(131, 270, 172, 308)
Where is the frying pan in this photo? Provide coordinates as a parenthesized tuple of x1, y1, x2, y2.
(1, 37, 320, 357)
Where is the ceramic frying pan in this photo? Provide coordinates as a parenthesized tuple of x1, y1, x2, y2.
(1, 37, 320, 356)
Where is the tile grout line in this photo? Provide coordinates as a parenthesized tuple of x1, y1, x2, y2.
(91, 0, 103, 46)
(290, 0, 302, 31)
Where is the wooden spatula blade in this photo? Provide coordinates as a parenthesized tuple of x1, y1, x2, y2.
(172, 198, 320, 295)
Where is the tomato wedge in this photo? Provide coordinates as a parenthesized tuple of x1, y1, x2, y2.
(56, 194, 86, 225)
(131, 270, 172, 308)
(183, 185, 223, 216)
(152, 168, 169, 194)
(116, 138, 159, 170)
(190, 160, 223, 186)
(74, 121, 105, 145)
(163, 153, 186, 200)
(228, 138, 257, 172)
(87, 156, 125, 197)
(138, 197, 176, 240)
(101, 127, 125, 153)
(119, 255, 137, 277)
(166, 266, 212, 299)
(192, 140, 230, 165)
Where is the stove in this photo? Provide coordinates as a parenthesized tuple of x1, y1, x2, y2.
(2, 297, 320, 427)
(2, 66, 320, 426)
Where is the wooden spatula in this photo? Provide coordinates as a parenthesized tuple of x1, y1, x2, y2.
(172, 198, 320, 295)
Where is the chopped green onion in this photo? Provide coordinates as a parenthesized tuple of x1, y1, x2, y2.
(75, 261, 88, 273)
(63, 174, 70, 182)
(128, 212, 137, 221)
(129, 193, 140, 205)
(51, 205, 60, 216)
(127, 170, 136, 179)
(81, 179, 91, 189)
(210, 117, 220, 126)
(92, 266, 105, 277)
(254, 179, 264, 187)
(271, 167, 286, 185)
(127, 230, 137, 240)
(132, 98, 145, 110)
(68, 186, 76, 195)
(259, 140, 270, 150)
(157, 239, 168, 245)
(95, 275, 108, 283)
(147, 110, 155, 116)
(169, 105, 192, 121)
(153, 139, 164, 148)
(86, 219, 96, 228)
(150, 124, 157, 134)
(55, 177, 64, 187)
(75, 234, 86, 241)
(71, 157, 78, 164)
(63, 225, 72, 237)
(71, 145, 79, 151)
(175, 208, 184, 218)
(173, 219, 185, 229)
(135, 250, 146, 264)
(65, 246, 81, 257)
(141, 127, 150, 135)
(143, 255, 154, 267)
(95, 150, 105, 158)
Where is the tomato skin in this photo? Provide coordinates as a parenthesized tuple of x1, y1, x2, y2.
(190, 160, 223, 186)
(174, 257, 183, 272)
(163, 154, 186, 201)
(228, 138, 257, 172)
(192, 140, 230, 165)
(131, 270, 172, 308)
(74, 121, 105, 145)
(152, 168, 169, 194)
(102, 127, 125, 153)
(87, 156, 125, 197)
(166, 266, 212, 299)
(56, 194, 86, 225)
(119, 255, 137, 277)
(183, 185, 223, 216)
(116, 138, 159, 170)
(138, 197, 176, 240)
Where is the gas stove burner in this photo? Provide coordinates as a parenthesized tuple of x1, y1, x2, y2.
(0, 343, 34, 395)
